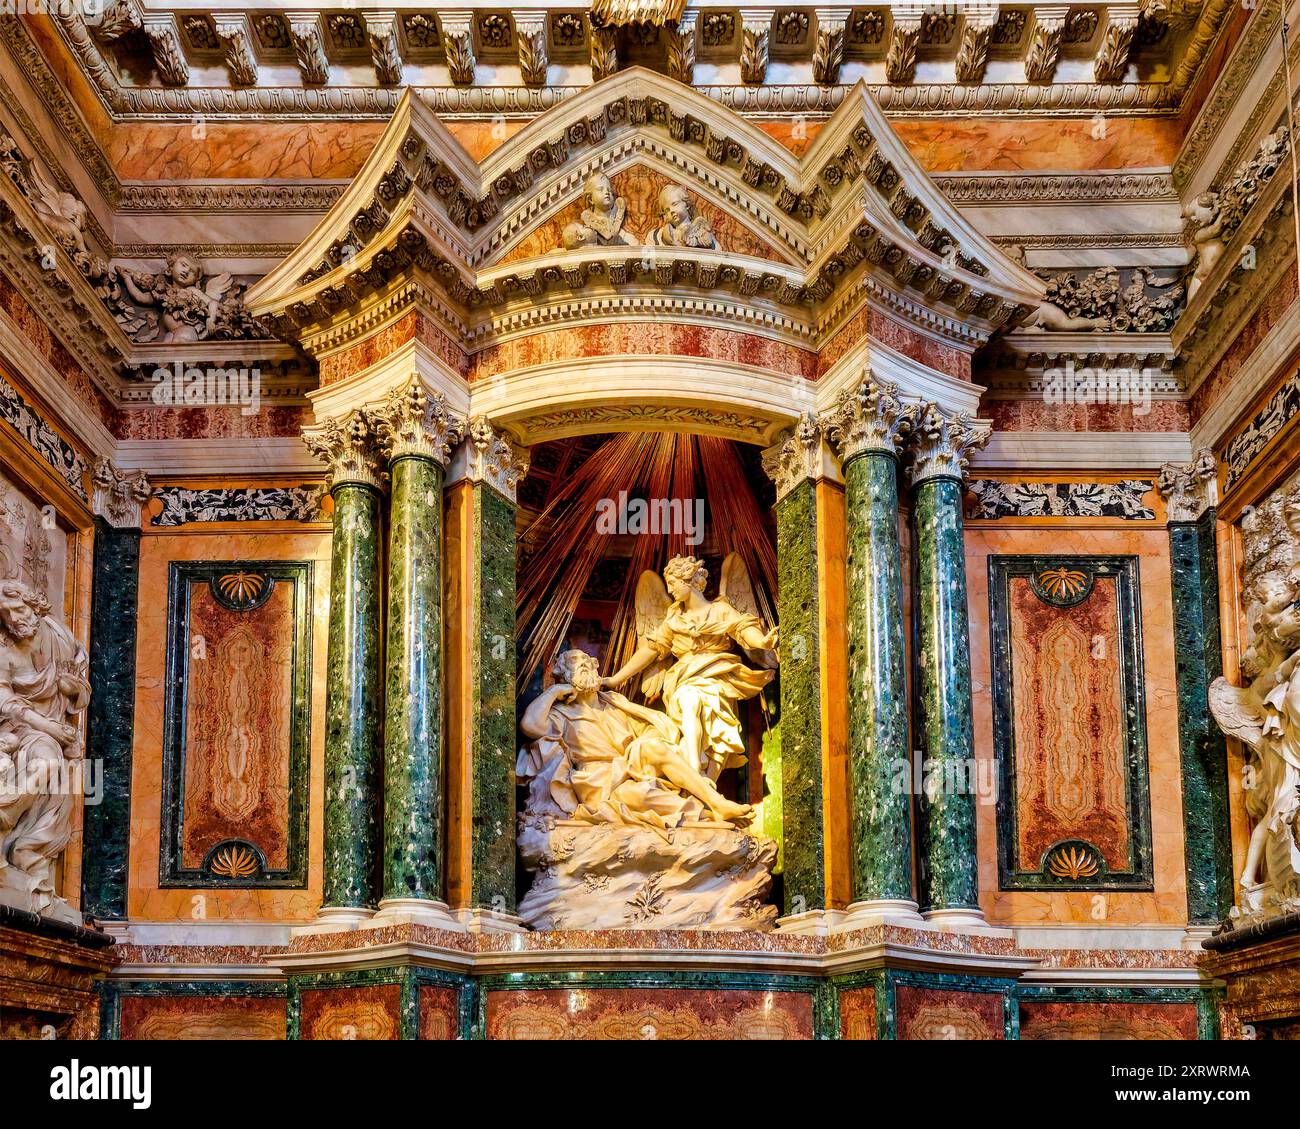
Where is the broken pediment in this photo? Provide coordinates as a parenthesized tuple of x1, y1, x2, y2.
(247, 68, 1042, 351)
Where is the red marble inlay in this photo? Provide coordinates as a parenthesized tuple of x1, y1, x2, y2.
(838, 986, 877, 1040)
(112, 405, 309, 439)
(894, 985, 1005, 1040)
(1190, 264, 1299, 426)
(119, 995, 286, 1040)
(486, 987, 814, 1040)
(470, 322, 819, 383)
(989, 398, 1189, 433)
(181, 579, 295, 870)
(419, 985, 460, 1040)
(318, 311, 470, 386)
(819, 303, 970, 381)
(299, 984, 401, 1040)
(1019, 1001, 1198, 1040)
(1009, 574, 1129, 871)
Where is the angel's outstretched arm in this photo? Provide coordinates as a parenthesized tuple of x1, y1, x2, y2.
(730, 618, 777, 653)
(603, 644, 662, 688)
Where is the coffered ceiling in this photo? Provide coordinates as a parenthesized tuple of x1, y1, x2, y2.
(46, 0, 1235, 119)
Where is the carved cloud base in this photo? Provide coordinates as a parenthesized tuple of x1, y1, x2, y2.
(517, 820, 779, 932)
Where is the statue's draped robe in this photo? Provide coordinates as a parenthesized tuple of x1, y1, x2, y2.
(1258, 660, 1300, 891)
(516, 690, 706, 829)
(0, 617, 89, 909)
(645, 597, 773, 776)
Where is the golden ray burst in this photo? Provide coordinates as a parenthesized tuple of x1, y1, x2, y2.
(1046, 844, 1100, 880)
(1037, 566, 1089, 600)
(210, 844, 260, 879)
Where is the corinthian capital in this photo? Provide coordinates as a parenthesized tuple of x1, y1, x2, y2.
(92, 458, 153, 528)
(1157, 447, 1218, 522)
(824, 372, 916, 463)
(466, 417, 530, 502)
(303, 410, 386, 490)
(762, 413, 822, 502)
(371, 379, 465, 466)
(906, 404, 991, 485)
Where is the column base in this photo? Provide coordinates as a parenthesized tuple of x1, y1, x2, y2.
(839, 898, 927, 930)
(290, 906, 376, 936)
(776, 909, 846, 937)
(457, 907, 528, 935)
(922, 906, 1010, 935)
(370, 898, 465, 931)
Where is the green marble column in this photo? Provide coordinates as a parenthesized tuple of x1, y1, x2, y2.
(826, 378, 916, 913)
(908, 405, 990, 922)
(772, 469, 826, 916)
(304, 411, 386, 917)
(372, 382, 464, 920)
(1158, 452, 1233, 924)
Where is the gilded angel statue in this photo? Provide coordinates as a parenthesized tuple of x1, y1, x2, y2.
(603, 553, 777, 782)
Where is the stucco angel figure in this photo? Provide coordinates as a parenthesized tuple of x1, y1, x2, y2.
(1209, 598, 1300, 922)
(1183, 192, 1225, 301)
(561, 173, 639, 249)
(115, 253, 236, 344)
(646, 185, 717, 249)
(518, 648, 753, 827)
(603, 554, 777, 782)
(0, 580, 90, 925)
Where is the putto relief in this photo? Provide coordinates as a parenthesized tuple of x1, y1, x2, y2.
(516, 554, 778, 931)
(559, 175, 717, 251)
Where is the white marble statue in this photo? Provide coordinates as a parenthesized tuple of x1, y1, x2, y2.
(0, 579, 90, 925)
(1210, 474, 1300, 926)
(604, 554, 778, 781)
(515, 554, 780, 931)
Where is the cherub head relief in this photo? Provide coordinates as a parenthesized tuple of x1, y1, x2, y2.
(648, 184, 717, 249)
(560, 172, 636, 249)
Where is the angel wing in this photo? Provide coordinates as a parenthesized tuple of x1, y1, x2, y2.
(1208, 676, 1265, 751)
(24, 159, 89, 253)
(718, 552, 777, 669)
(634, 569, 672, 701)
(203, 272, 233, 301)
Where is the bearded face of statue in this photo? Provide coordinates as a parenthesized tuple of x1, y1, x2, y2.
(0, 591, 39, 640)
(565, 652, 602, 694)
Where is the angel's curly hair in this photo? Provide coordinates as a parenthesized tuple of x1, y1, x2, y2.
(663, 555, 707, 592)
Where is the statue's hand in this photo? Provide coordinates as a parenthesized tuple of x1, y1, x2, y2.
(551, 682, 575, 700)
(599, 675, 622, 690)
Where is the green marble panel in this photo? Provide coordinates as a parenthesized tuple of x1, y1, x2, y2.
(467, 483, 518, 910)
(775, 478, 825, 913)
(1170, 510, 1233, 923)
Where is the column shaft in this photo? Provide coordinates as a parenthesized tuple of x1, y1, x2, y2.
(382, 454, 445, 901)
(843, 451, 913, 903)
(913, 474, 979, 913)
(322, 482, 384, 909)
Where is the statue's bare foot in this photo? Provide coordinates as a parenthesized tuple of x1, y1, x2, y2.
(711, 798, 754, 825)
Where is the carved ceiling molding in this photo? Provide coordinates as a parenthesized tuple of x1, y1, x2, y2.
(115, 183, 346, 214)
(990, 232, 1186, 250)
(934, 170, 1178, 205)
(42, 4, 1238, 121)
(1172, 0, 1282, 193)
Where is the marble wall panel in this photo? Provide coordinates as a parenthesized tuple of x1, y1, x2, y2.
(1018, 1000, 1198, 1040)
(894, 985, 1005, 1040)
(0, 463, 66, 612)
(299, 984, 401, 1040)
(966, 527, 1186, 925)
(118, 994, 287, 1040)
(485, 988, 814, 1040)
(128, 531, 330, 921)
